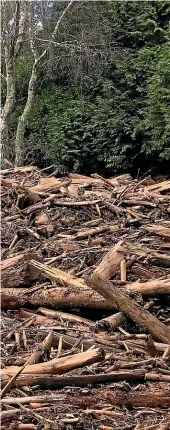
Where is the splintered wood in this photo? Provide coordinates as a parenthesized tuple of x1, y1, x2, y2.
(1, 164, 170, 430)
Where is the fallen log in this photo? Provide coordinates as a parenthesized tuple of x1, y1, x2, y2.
(0, 166, 37, 175)
(144, 180, 170, 194)
(94, 241, 124, 280)
(1, 370, 144, 389)
(2, 389, 170, 408)
(86, 273, 170, 343)
(126, 278, 170, 295)
(1, 348, 104, 382)
(1, 286, 115, 310)
(28, 260, 87, 288)
(29, 177, 69, 193)
(143, 224, 170, 239)
(95, 312, 125, 332)
(1, 292, 23, 309)
(38, 307, 92, 326)
(1, 253, 39, 288)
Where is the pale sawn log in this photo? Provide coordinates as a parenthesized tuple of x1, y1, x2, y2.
(1, 348, 104, 382)
(94, 240, 124, 280)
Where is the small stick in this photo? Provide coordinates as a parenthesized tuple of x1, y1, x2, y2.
(56, 335, 63, 358)
(120, 259, 126, 281)
(162, 345, 170, 359)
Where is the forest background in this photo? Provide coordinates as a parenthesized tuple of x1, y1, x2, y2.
(1, 1, 170, 175)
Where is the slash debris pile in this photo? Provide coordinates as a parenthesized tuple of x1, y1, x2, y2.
(1, 162, 170, 430)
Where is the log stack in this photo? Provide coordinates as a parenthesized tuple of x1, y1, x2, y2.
(1, 163, 170, 430)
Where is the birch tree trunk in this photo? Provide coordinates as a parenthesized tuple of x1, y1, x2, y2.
(14, 0, 74, 166)
(1, 49, 15, 160)
(15, 62, 37, 166)
(1, 1, 27, 162)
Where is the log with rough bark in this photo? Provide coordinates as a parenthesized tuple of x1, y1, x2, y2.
(1, 348, 104, 383)
(86, 273, 170, 343)
(1, 253, 39, 288)
(1, 286, 115, 310)
(1, 292, 23, 309)
(94, 241, 124, 280)
(95, 312, 125, 332)
(143, 224, 170, 239)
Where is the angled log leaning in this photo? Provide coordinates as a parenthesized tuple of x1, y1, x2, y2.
(86, 273, 170, 343)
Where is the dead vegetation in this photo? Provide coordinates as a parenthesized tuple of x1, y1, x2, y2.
(1, 163, 170, 430)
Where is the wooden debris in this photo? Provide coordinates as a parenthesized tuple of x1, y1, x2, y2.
(1, 165, 170, 429)
(86, 273, 170, 343)
(1, 253, 39, 288)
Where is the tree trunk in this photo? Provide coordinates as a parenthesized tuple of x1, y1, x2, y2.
(15, 63, 37, 166)
(1, 50, 15, 160)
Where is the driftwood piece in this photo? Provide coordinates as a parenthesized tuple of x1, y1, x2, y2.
(86, 273, 170, 343)
(144, 180, 170, 194)
(1, 253, 39, 288)
(54, 199, 100, 207)
(38, 307, 92, 326)
(28, 260, 87, 287)
(126, 278, 170, 295)
(120, 259, 126, 281)
(94, 241, 124, 280)
(0, 166, 37, 175)
(29, 177, 69, 193)
(1, 409, 20, 423)
(1, 292, 23, 309)
(125, 243, 170, 266)
(1, 348, 104, 383)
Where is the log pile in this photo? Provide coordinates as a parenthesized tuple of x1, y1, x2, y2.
(1, 163, 170, 430)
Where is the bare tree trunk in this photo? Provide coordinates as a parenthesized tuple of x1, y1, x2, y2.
(15, 62, 37, 166)
(14, 0, 74, 166)
(1, 49, 15, 160)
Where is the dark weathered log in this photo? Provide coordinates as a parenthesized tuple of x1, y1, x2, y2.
(1, 369, 145, 389)
(95, 312, 125, 332)
(3, 389, 169, 408)
(86, 273, 170, 343)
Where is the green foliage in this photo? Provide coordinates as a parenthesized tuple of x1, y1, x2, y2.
(7, 1, 170, 173)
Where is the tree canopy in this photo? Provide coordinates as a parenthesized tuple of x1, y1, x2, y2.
(1, 1, 170, 174)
